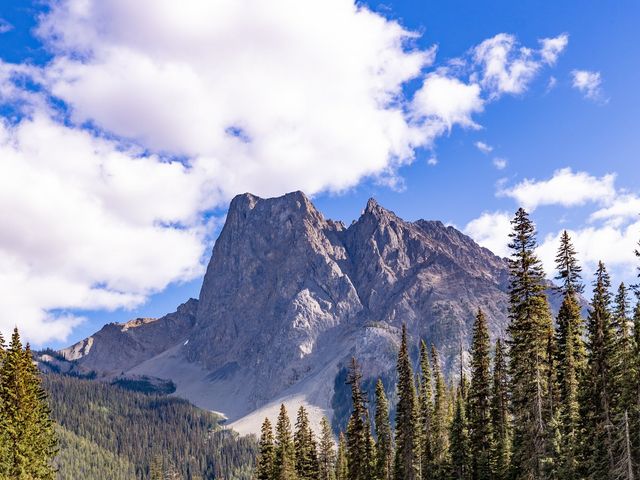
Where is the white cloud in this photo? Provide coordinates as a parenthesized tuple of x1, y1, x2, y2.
(498, 167, 616, 211)
(464, 211, 512, 258)
(571, 70, 605, 101)
(427, 157, 438, 166)
(0, 19, 13, 34)
(0, 0, 570, 344)
(493, 157, 507, 170)
(589, 194, 640, 226)
(540, 34, 569, 65)
(475, 141, 493, 154)
(412, 74, 484, 130)
(472, 33, 568, 98)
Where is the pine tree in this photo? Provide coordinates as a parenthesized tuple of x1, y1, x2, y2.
(633, 300, 640, 471)
(346, 357, 373, 480)
(274, 404, 298, 480)
(374, 379, 393, 480)
(393, 325, 420, 480)
(449, 381, 470, 480)
(581, 262, 617, 479)
(555, 230, 584, 295)
(258, 418, 276, 480)
(0, 330, 6, 473)
(418, 340, 433, 479)
(613, 283, 635, 414)
(335, 433, 348, 480)
(295, 406, 319, 480)
(506, 208, 554, 478)
(431, 344, 449, 479)
(468, 308, 492, 480)
(490, 339, 511, 479)
(0, 328, 58, 480)
(318, 417, 336, 480)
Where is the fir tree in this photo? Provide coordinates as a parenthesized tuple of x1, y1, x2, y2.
(613, 283, 635, 414)
(506, 208, 554, 479)
(490, 339, 511, 480)
(374, 379, 393, 480)
(0, 328, 58, 480)
(468, 308, 492, 480)
(393, 325, 420, 480)
(555, 230, 585, 295)
(274, 404, 298, 480)
(581, 262, 617, 479)
(335, 433, 348, 480)
(449, 382, 470, 480)
(418, 340, 433, 479)
(257, 418, 276, 480)
(431, 344, 449, 479)
(294, 406, 319, 480)
(318, 417, 336, 480)
(346, 357, 373, 480)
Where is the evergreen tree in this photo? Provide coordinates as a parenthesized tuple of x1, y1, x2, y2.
(555, 230, 585, 295)
(335, 433, 348, 480)
(418, 340, 433, 479)
(431, 345, 449, 479)
(374, 379, 393, 480)
(449, 382, 470, 480)
(506, 208, 554, 478)
(257, 418, 276, 480)
(393, 325, 420, 480)
(318, 417, 336, 480)
(346, 357, 373, 480)
(613, 283, 635, 414)
(490, 339, 511, 479)
(294, 406, 319, 480)
(0, 328, 58, 480)
(468, 308, 492, 480)
(633, 300, 640, 471)
(274, 404, 298, 480)
(581, 262, 617, 479)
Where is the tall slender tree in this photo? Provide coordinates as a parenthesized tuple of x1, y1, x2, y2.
(335, 433, 348, 480)
(468, 308, 492, 480)
(318, 417, 336, 480)
(0, 328, 58, 479)
(613, 283, 635, 414)
(274, 404, 298, 480)
(418, 340, 433, 479)
(555, 230, 585, 295)
(491, 339, 511, 480)
(374, 379, 393, 480)
(257, 418, 276, 480)
(394, 325, 420, 480)
(346, 357, 373, 480)
(506, 208, 554, 478)
(581, 262, 616, 478)
(431, 345, 449, 479)
(295, 406, 319, 480)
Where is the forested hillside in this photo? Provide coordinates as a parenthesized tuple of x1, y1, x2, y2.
(43, 374, 257, 479)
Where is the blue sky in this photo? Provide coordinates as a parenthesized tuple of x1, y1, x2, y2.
(0, 0, 638, 349)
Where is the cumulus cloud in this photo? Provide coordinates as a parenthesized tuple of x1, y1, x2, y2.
(0, 0, 570, 344)
(493, 158, 507, 170)
(571, 70, 605, 101)
(498, 167, 616, 211)
(589, 194, 640, 226)
(472, 33, 568, 98)
(475, 141, 493, 154)
(464, 211, 512, 258)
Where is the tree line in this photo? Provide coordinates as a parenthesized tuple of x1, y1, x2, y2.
(255, 207, 640, 480)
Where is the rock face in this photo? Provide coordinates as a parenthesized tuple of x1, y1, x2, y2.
(63, 191, 516, 433)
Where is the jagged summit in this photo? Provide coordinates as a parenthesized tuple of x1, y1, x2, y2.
(63, 191, 516, 435)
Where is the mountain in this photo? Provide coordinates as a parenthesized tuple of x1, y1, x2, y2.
(60, 191, 519, 434)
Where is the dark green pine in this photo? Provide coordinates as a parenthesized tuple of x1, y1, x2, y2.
(393, 325, 420, 480)
(490, 339, 511, 480)
(346, 357, 373, 480)
(274, 404, 298, 480)
(418, 339, 433, 479)
(257, 417, 276, 480)
(335, 432, 349, 480)
(449, 381, 470, 480)
(430, 344, 449, 479)
(555, 229, 585, 295)
(295, 406, 319, 480)
(468, 309, 492, 480)
(374, 379, 393, 480)
(318, 416, 336, 480)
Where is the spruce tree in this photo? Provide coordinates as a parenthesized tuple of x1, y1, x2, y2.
(613, 283, 635, 414)
(274, 404, 298, 480)
(393, 325, 420, 480)
(346, 357, 372, 480)
(506, 208, 554, 478)
(449, 382, 470, 480)
(294, 406, 319, 480)
(581, 262, 616, 479)
(318, 417, 336, 480)
(374, 379, 393, 480)
(555, 230, 584, 295)
(431, 344, 449, 479)
(417, 340, 433, 479)
(468, 308, 492, 480)
(258, 418, 276, 480)
(633, 300, 640, 471)
(490, 339, 511, 480)
(335, 433, 348, 480)
(0, 328, 58, 480)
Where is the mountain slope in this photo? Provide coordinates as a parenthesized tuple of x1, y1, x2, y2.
(62, 191, 518, 434)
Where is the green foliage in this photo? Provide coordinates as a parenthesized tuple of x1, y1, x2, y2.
(335, 433, 348, 480)
(449, 384, 470, 480)
(318, 417, 336, 480)
(274, 404, 298, 480)
(294, 406, 319, 480)
(257, 418, 275, 480)
(346, 357, 373, 480)
(490, 339, 511, 480)
(374, 380, 393, 480)
(417, 340, 433, 479)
